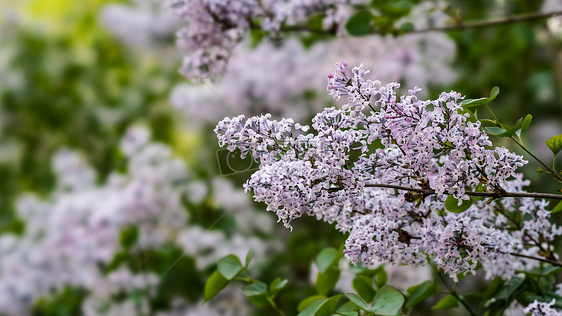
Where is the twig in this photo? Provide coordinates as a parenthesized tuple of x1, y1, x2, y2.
(277, 10, 562, 36)
(507, 251, 562, 267)
(364, 183, 562, 200)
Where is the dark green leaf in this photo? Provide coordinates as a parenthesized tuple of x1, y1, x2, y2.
(466, 277, 503, 300)
(204, 270, 230, 302)
(552, 201, 562, 214)
(217, 255, 243, 280)
(445, 195, 474, 213)
(406, 281, 439, 308)
(353, 276, 376, 303)
(375, 268, 388, 289)
(316, 267, 341, 296)
(119, 225, 138, 249)
(432, 295, 459, 310)
(546, 134, 562, 156)
(495, 273, 525, 300)
(399, 22, 415, 32)
(345, 11, 374, 36)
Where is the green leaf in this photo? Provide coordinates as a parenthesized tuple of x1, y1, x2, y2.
(346, 293, 372, 311)
(489, 86, 500, 101)
(520, 114, 532, 134)
(432, 295, 459, 310)
(461, 86, 500, 109)
(484, 127, 507, 136)
(242, 281, 268, 308)
(461, 97, 489, 108)
(245, 250, 253, 267)
(249, 28, 264, 48)
(347, 287, 404, 315)
(370, 285, 405, 315)
(298, 295, 342, 316)
(204, 270, 230, 302)
(466, 277, 503, 300)
(399, 22, 415, 32)
(316, 248, 338, 273)
(345, 11, 374, 36)
(445, 195, 474, 213)
(406, 281, 439, 308)
(495, 273, 525, 301)
(217, 255, 243, 280)
(307, 13, 326, 30)
(552, 200, 562, 214)
(375, 268, 388, 288)
(298, 295, 327, 312)
(353, 276, 376, 303)
(269, 278, 288, 298)
(316, 267, 341, 296)
(119, 225, 139, 249)
(546, 134, 562, 157)
(337, 301, 360, 313)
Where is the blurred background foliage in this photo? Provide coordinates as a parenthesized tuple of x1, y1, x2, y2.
(0, 0, 561, 315)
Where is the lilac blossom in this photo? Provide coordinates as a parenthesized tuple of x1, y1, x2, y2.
(215, 61, 562, 281)
(164, 0, 456, 80)
(170, 2, 456, 124)
(524, 300, 562, 316)
(0, 127, 272, 315)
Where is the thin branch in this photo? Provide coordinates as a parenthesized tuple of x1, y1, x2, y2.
(364, 183, 562, 200)
(406, 10, 562, 34)
(277, 10, 562, 36)
(507, 251, 562, 267)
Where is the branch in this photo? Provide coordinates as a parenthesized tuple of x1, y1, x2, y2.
(278, 10, 562, 36)
(364, 183, 562, 200)
(406, 10, 562, 34)
(507, 251, 562, 267)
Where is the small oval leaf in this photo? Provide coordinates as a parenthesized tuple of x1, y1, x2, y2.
(217, 255, 243, 280)
(345, 11, 374, 36)
(546, 134, 562, 157)
(445, 195, 474, 213)
(432, 295, 459, 310)
(204, 270, 230, 302)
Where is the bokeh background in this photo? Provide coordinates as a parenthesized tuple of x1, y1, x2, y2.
(0, 0, 561, 315)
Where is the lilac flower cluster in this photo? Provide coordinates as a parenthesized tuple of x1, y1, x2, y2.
(164, 0, 364, 80)
(524, 299, 562, 316)
(0, 127, 272, 316)
(216, 61, 561, 281)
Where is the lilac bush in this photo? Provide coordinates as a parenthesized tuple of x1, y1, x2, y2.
(215, 61, 562, 299)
